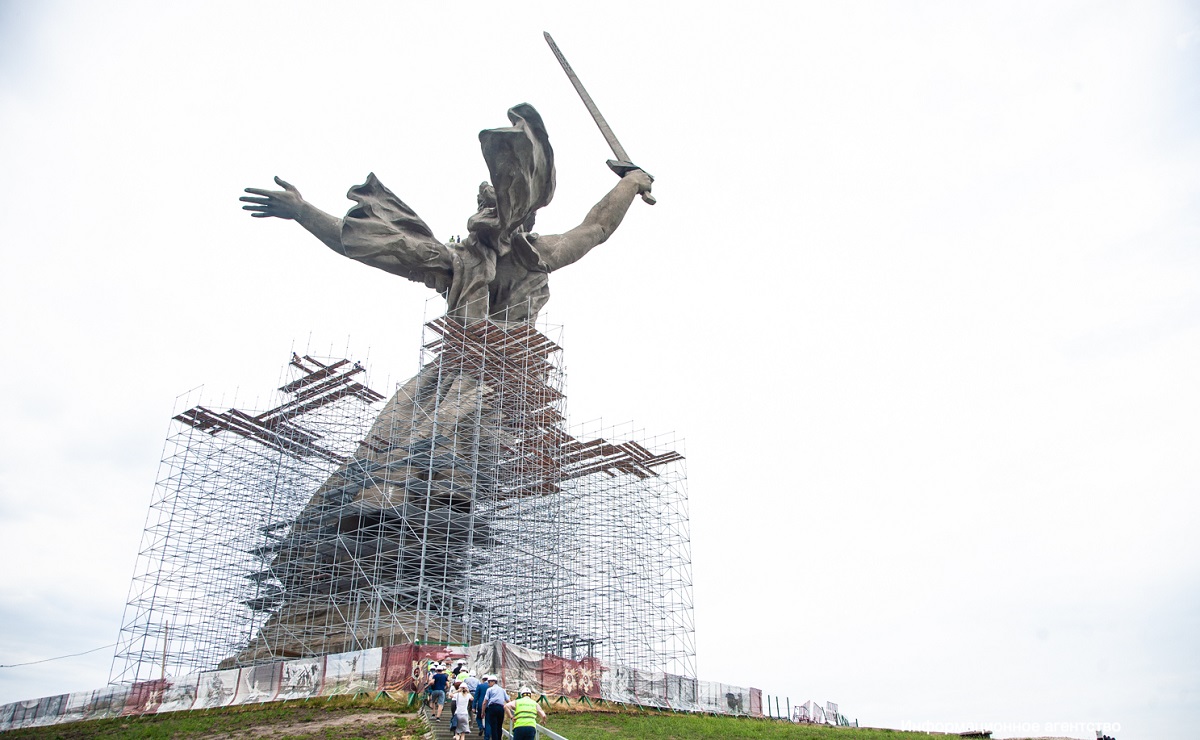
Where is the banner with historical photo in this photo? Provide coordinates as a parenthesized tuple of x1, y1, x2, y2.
(233, 662, 281, 704)
(468, 642, 501, 681)
(82, 685, 131, 721)
(277, 657, 324, 700)
(499, 642, 542, 692)
(57, 693, 89, 725)
(124, 679, 167, 715)
(10, 694, 67, 729)
(192, 668, 240, 709)
(696, 680, 749, 715)
(157, 674, 199, 713)
(6, 699, 42, 730)
(665, 673, 698, 711)
(600, 662, 635, 704)
(634, 670, 670, 708)
(320, 648, 382, 696)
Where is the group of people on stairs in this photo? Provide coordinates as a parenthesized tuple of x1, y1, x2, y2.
(426, 660, 548, 740)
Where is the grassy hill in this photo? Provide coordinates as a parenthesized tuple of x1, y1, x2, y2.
(1, 695, 962, 739)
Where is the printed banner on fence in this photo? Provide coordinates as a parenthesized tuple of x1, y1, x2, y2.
(380, 643, 469, 694)
(321, 648, 382, 696)
(277, 657, 324, 700)
(9, 694, 67, 729)
(469, 642, 501, 682)
(637, 671, 671, 708)
(120, 676, 165, 714)
(157, 674, 199, 713)
(60, 693, 89, 725)
(192, 668, 240, 709)
(124, 679, 167, 715)
(665, 673, 698, 711)
(0, 639, 814, 730)
(380, 644, 416, 694)
(7, 698, 42, 730)
(234, 662, 281, 704)
(82, 685, 131, 721)
(500, 642, 542, 692)
(600, 663, 636, 704)
(697, 680, 750, 715)
(541, 655, 601, 699)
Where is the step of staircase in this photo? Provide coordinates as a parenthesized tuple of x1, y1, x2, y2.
(420, 704, 463, 740)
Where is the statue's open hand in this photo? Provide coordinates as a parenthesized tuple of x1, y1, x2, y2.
(240, 177, 305, 220)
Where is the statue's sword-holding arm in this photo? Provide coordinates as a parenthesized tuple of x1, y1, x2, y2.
(543, 31, 657, 205)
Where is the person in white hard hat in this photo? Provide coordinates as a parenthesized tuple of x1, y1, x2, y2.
(481, 675, 509, 740)
(451, 682, 473, 740)
(504, 687, 547, 740)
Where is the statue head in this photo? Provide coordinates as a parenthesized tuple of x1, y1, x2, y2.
(469, 104, 553, 257)
(467, 182, 536, 256)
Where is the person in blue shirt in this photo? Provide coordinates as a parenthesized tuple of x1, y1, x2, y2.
(427, 665, 451, 720)
(481, 675, 510, 740)
(472, 675, 490, 737)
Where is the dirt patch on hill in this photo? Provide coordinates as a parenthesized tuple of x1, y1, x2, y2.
(208, 710, 418, 739)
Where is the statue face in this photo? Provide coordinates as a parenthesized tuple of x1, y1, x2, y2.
(468, 183, 504, 249)
(467, 205, 503, 247)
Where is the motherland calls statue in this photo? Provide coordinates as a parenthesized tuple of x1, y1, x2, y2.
(228, 104, 658, 664)
(241, 104, 653, 324)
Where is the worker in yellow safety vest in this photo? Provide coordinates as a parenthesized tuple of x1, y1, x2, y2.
(503, 687, 547, 740)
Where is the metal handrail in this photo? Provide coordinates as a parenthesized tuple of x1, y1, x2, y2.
(501, 723, 570, 740)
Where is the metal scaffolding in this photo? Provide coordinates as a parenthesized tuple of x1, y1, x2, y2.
(111, 311, 695, 685)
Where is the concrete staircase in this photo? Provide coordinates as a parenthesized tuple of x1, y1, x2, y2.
(420, 704, 463, 740)
(421, 704, 568, 740)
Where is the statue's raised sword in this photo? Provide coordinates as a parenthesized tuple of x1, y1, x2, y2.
(543, 31, 656, 205)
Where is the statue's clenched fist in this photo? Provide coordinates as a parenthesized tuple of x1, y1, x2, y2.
(622, 168, 653, 196)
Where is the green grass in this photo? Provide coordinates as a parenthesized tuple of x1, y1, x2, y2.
(545, 710, 953, 740)
(2, 695, 420, 739)
(4, 697, 952, 740)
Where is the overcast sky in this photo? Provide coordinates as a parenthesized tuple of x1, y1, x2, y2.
(1, 1, 1198, 738)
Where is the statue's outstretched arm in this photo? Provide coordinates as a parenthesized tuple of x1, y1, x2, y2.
(539, 170, 653, 273)
(241, 177, 346, 254)
(242, 176, 453, 290)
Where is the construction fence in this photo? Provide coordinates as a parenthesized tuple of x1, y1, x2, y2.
(0, 640, 849, 731)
